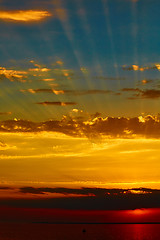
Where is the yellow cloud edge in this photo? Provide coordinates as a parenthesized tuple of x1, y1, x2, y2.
(0, 10, 51, 22)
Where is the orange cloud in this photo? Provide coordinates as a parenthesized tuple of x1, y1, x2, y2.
(29, 68, 50, 72)
(0, 10, 51, 22)
(122, 63, 160, 71)
(0, 67, 27, 81)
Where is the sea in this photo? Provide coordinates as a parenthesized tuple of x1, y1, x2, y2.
(0, 223, 160, 240)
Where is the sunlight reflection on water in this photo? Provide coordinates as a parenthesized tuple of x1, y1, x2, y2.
(0, 223, 160, 240)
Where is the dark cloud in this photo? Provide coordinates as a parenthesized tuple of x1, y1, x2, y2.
(0, 186, 12, 190)
(140, 89, 160, 99)
(36, 101, 77, 106)
(121, 88, 160, 99)
(19, 186, 157, 196)
(91, 112, 101, 118)
(2, 187, 160, 211)
(121, 88, 141, 92)
(21, 89, 112, 95)
(1, 115, 160, 138)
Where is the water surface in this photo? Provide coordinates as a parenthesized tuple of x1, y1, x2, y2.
(0, 223, 160, 240)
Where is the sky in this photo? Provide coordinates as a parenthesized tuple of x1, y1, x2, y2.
(0, 0, 160, 223)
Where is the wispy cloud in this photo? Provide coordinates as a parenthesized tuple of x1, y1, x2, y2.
(0, 10, 51, 22)
(36, 101, 77, 106)
(20, 88, 112, 95)
(21, 89, 64, 95)
(94, 76, 126, 80)
(121, 88, 160, 99)
(0, 141, 16, 150)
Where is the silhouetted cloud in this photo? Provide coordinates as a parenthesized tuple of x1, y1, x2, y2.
(1, 115, 160, 138)
(121, 88, 140, 92)
(140, 89, 160, 99)
(36, 101, 77, 106)
(19, 186, 156, 197)
(0, 186, 12, 190)
(21, 88, 112, 95)
(121, 88, 160, 99)
(1, 187, 160, 211)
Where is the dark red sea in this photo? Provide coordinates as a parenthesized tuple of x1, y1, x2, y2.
(0, 223, 160, 240)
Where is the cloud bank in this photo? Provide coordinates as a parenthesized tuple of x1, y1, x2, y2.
(1, 115, 160, 138)
(1, 187, 160, 211)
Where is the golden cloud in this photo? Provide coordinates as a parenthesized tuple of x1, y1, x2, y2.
(28, 68, 50, 72)
(122, 63, 160, 71)
(0, 67, 27, 82)
(0, 10, 51, 22)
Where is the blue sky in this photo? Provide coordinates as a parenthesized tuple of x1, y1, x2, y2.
(0, 0, 160, 121)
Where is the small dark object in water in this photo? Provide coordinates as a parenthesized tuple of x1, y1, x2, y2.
(82, 229, 86, 233)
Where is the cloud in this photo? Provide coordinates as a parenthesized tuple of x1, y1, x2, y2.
(121, 88, 160, 99)
(141, 79, 153, 85)
(0, 10, 51, 22)
(121, 88, 140, 92)
(21, 89, 64, 95)
(2, 187, 160, 211)
(0, 141, 7, 149)
(36, 101, 77, 106)
(140, 89, 160, 99)
(0, 67, 27, 82)
(19, 186, 155, 197)
(0, 141, 16, 150)
(1, 115, 160, 138)
(40, 79, 56, 82)
(28, 68, 50, 72)
(94, 76, 126, 80)
(20, 88, 112, 95)
(122, 64, 160, 71)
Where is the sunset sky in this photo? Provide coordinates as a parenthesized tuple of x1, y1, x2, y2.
(0, 0, 160, 223)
